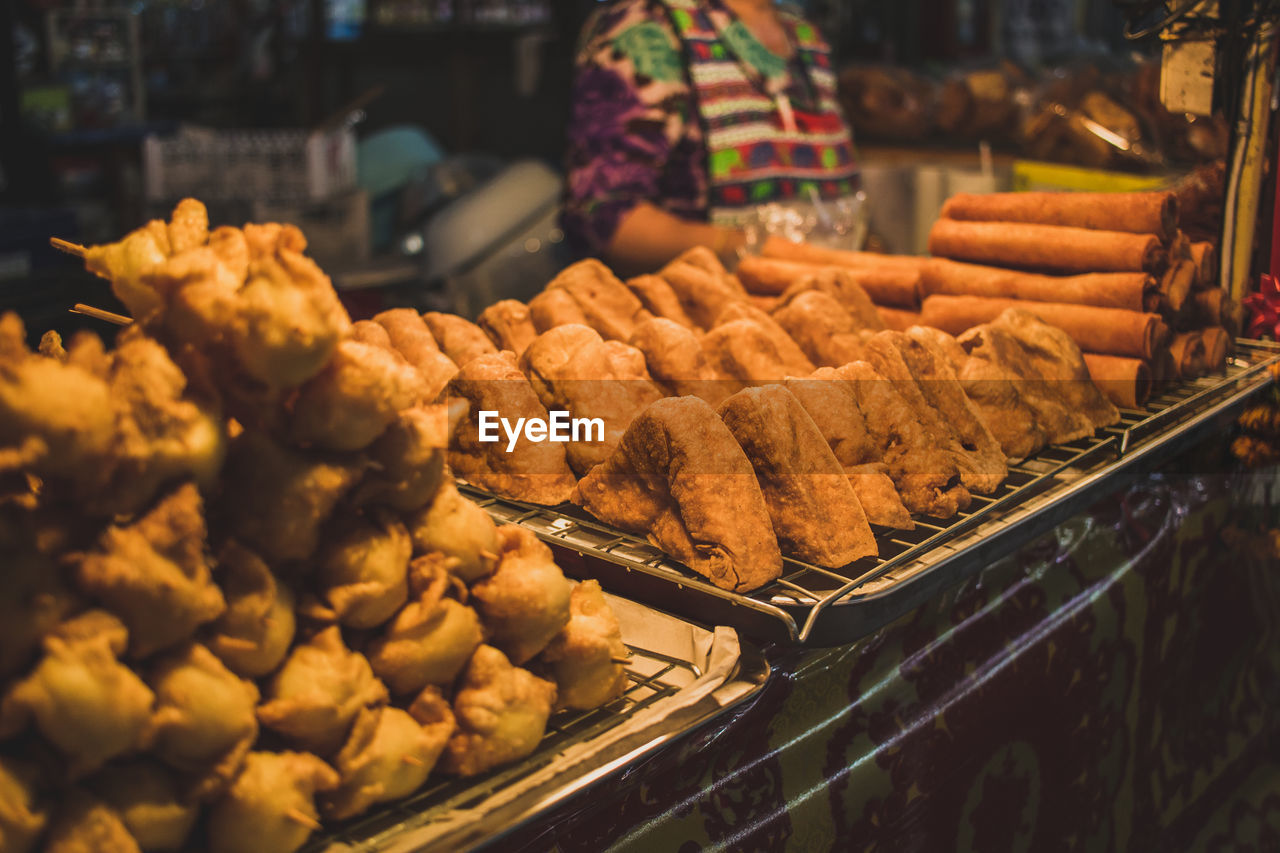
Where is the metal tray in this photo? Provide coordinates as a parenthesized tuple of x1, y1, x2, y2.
(302, 599, 768, 852)
(464, 340, 1280, 647)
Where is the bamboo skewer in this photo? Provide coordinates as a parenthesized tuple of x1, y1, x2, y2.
(49, 237, 87, 258)
(285, 809, 323, 831)
(71, 304, 131, 326)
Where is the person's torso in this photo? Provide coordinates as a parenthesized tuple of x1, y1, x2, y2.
(659, 0, 860, 227)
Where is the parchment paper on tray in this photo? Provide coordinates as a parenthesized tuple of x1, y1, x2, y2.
(312, 594, 752, 853)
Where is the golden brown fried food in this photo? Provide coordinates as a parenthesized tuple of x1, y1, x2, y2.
(147, 643, 259, 796)
(374, 308, 458, 401)
(863, 330, 1007, 494)
(206, 225, 250, 283)
(220, 431, 367, 564)
(367, 555, 484, 695)
(76, 483, 226, 658)
(92, 330, 226, 516)
(317, 512, 411, 629)
(423, 311, 499, 367)
(440, 645, 557, 777)
(836, 361, 971, 519)
(718, 386, 877, 567)
(242, 221, 308, 260)
(447, 351, 578, 505)
(518, 324, 665, 476)
(771, 290, 870, 367)
(908, 323, 1051, 460)
(528, 287, 589, 332)
(206, 541, 296, 678)
(784, 373, 913, 529)
(625, 274, 697, 328)
(88, 759, 198, 852)
(229, 243, 351, 388)
(207, 751, 338, 853)
(166, 197, 209, 255)
(985, 308, 1121, 429)
(323, 705, 453, 820)
(349, 318, 393, 348)
(477, 299, 539, 358)
(39, 328, 66, 360)
(0, 611, 154, 777)
(658, 258, 745, 330)
(776, 266, 884, 330)
(538, 580, 628, 711)
(0, 312, 115, 487)
(0, 538, 79, 679)
(627, 317, 731, 406)
(43, 788, 141, 853)
(0, 756, 46, 853)
(701, 318, 814, 390)
(405, 479, 499, 583)
(712, 302, 816, 373)
(572, 396, 782, 592)
(544, 259, 652, 341)
(257, 626, 388, 756)
(350, 403, 450, 513)
(83, 217, 173, 321)
(472, 526, 573, 665)
(289, 338, 427, 452)
(670, 245, 745, 293)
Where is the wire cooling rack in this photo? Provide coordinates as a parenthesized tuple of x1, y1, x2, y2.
(464, 340, 1280, 647)
(303, 636, 763, 853)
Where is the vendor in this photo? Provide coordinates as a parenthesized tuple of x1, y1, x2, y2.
(562, 0, 861, 275)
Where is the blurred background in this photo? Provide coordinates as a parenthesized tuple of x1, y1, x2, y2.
(0, 0, 1251, 338)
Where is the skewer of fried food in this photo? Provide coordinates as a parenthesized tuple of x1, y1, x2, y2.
(285, 809, 323, 831)
(71, 304, 131, 326)
(49, 237, 87, 258)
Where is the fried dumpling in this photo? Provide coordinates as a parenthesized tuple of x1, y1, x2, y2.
(366, 556, 484, 696)
(0, 756, 46, 853)
(206, 541, 296, 678)
(87, 760, 198, 852)
(440, 645, 556, 777)
(323, 705, 453, 820)
(147, 643, 259, 797)
(42, 788, 141, 853)
(316, 512, 411, 629)
(256, 626, 388, 756)
(0, 611, 154, 777)
(220, 431, 367, 564)
(288, 338, 427, 452)
(472, 526, 574, 665)
(537, 580, 628, 711)
(406, 479, 499, 583)
(75, 482, 226, 659)
(207, 751, 338, 853)
(349, 402, 451, 513)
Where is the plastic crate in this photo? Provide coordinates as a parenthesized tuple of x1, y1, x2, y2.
(143, 125, 357, 203)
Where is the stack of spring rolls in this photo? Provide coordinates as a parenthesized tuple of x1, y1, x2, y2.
(921, 190, 1235, 408)
(737, 190, 1237, 410)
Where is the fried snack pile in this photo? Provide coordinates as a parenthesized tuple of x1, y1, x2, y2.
(0, 200, 630, 853)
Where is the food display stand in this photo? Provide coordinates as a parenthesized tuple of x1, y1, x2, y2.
(438, 345, 1280, 852)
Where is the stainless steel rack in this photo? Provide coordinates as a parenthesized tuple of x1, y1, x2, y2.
(305, 629, 768, 852)
(464, 340, 1280, 647)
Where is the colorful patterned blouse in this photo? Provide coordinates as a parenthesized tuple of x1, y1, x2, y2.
(561, 0, 859, 259)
